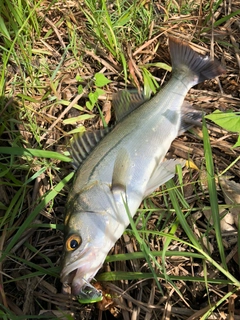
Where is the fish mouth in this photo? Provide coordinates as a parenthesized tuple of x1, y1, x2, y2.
(61, 262, 98, 296)
(71, 267, 97, 296)
(62, 269, 102, 301)
(61, 269, 78, 294)
(61, 247, 105, 296)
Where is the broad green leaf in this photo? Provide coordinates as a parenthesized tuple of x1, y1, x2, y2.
(94, 73, 111, 87)
(78, 84, 83, 94)
(233, 135, 240, 148)
(205, 110, 240, 132)
(86, 88, 105, 110)
(86, 100, 93, 110)
(95, 87, 105, 96)
(86, 92, 98, 110)
(76, 74, 83, 82)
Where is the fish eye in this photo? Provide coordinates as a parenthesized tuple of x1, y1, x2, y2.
(66, 234, 82, 251)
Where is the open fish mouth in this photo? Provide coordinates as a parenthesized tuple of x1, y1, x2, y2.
(62, 268, 102, 302)
(61, 246, 106, 297)
(61, 266, 95, 295)
(71, 267, 95, 296)
(61, 269, 78, 294)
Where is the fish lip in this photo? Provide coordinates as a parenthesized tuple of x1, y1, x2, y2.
(70, 259, 103, 295)
(62, 272, 100, 299)
(61, 269, 77, 294)
(71, 277, 95, 296)
(61, 272, 93, 296)
(61, 266, 101, 296)
(60, 246, 104, 296)
(60, 260, 81, 286)
(71, 280, 83, 296)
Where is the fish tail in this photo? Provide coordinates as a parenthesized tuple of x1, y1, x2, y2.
(169, 37, 225, 84)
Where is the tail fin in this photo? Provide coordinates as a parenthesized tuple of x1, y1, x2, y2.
(168, 37, 225, 84)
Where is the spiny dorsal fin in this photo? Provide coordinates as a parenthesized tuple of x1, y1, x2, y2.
(70, 128, 111, 170)
(112, 89, 149, 122)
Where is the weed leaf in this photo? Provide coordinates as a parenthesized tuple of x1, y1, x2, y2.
(205, 110, 240, 132)
(94, 73, 111, 87)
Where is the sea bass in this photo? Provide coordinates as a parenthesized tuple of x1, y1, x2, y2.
(60, 37, 224, 299)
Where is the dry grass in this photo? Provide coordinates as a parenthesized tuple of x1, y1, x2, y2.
(1, 0, 240, 319)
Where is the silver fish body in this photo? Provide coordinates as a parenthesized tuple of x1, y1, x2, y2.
(61, 37, 225, 297)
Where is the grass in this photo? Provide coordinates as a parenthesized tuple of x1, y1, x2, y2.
(0, 0, 240, 319)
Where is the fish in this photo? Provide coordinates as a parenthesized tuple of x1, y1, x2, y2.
(60, 37, 225, 300)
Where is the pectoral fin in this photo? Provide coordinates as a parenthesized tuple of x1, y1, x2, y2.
(111, 149, 131, 194)
(144, 159, 186, 197)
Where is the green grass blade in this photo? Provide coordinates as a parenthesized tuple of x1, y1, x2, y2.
(0, 147, 71, 162)
(202, 116, 227, 270)
(165, 179, 201, 250)
(122, 196, 164, 295)
(97, 271, 233, 285)
(1, 172, 74, 259)
(105, 250, 204, 263)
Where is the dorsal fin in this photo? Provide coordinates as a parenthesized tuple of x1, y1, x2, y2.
(70, 128, 111, 170)
(112, 89, 149, 122)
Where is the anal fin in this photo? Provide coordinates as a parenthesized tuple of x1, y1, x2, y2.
(144, 159, 186, 197)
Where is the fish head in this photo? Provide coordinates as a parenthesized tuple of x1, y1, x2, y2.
(60, 184, 117, 297)
(61, 210, 110, 296)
